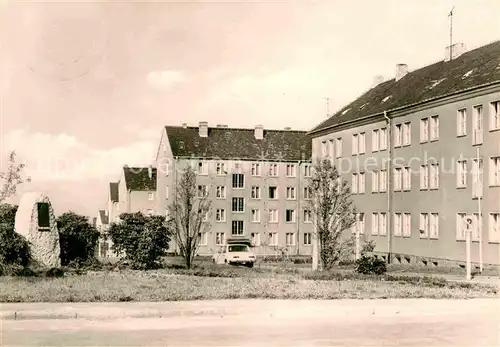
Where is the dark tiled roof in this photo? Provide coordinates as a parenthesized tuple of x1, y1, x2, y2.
(165, 126, 312, 161)
(98, 210, 108, 225)
(123, 166, 157, 191)
(310, 40, 500, 134)
(109, 182, 119, 202)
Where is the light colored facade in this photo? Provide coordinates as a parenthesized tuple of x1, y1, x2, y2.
(155, 123, 314, 256)
(309, 41, 500, 265)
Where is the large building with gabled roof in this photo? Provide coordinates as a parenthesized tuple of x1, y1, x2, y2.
(155, 122, 313, 255)
(309, 40, 500, 265)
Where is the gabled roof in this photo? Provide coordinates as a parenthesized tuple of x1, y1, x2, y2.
(109, 182, 119, 202)
(98, 210, 108, 225)
(164, 126, 312, 161)
(310, 40, 500, 134)
(123, 166, 157, 191)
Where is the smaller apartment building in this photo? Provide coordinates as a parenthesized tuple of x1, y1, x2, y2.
(155, 123, 314, 255)
(309, 41, 500, 265)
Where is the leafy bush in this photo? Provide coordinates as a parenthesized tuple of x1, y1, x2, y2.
(45, 267, 65, 278)
(57, 212, 100, 266)
(355, 255, 387, 275)
(107, 212, 170, 270)
(0, 204, 30, 268)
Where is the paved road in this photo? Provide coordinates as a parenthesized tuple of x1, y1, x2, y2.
(2, 299, 499, 346)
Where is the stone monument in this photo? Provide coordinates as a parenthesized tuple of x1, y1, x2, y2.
(14, 192, 61, 268)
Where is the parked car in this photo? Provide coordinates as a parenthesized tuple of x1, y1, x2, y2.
(212, 237, 256, 267)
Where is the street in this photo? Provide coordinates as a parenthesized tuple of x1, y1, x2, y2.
(1, 299, 499, 346)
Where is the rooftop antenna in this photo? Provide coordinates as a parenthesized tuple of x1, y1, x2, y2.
(448, 5, 455, 61)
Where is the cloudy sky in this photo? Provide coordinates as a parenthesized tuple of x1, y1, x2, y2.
(1, 0, 499, 217)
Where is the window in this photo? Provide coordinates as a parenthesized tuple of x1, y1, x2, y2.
(232, 173, 244, 188)
(37, 202, 50, 229)
(473, 105, 483, 145)
(269, 164, 279, 177)
(251, 209, 260, 223)
(198, 232, 208, 245)
(216, 186, 226, 199)
(269, 209, 278, 223)
(335, 138, 343, 158)
(380, 128, 387, 150)
(473, 213, 482, 241)
(472, 158, 483, 198)
(198, 185, 208, 197)
(251, 186, 261, 199)
(286, 164, 296, 177)
(353, 213, 365, 235)
(216, 209, 226, 222)
(351, 173, 359, 194)
(394, 124, 402, 147)
(304, 165, 312, 177)
(359, 172, 365, 194)
(403, 122, 411, 145)
(269, 232, 278, 246)
(321, 141, 328, 157)
(148, 192, 154, 200)
(285, 209, 296, 223)
(489, 213, 500, 243)
(352, 134, 359, 155)
(251, 163, 261, 176)
(420, 118, 429, 142)
(198, 161, 208, 175)
(456, 213, 467, 241)
(430, 115, 439, 140)
(269, 186, 278, 199)
(328, 139, 335, 158)
(165, 186, 169, 199)
(303, 209, 312, 223)
(216, 232, 226, 245)
(286, 187, 296, 200)
(402, 167, 411, 191)
(457, 109, 467, 136)
(430, 213, 439, 239)
(490, 156, 500, 186)
(420, 165, 429, 190)
(372, 129, 379, 152)
(232, 220, 244, 235)
(303, 232, 312, 245)
(286, 233, 295, 246)
(457, 160, 467, 188)
(371, 213, 379, 235)
(251, 232, 261, 246)
(419, 213, 429, 238)
(379, 213, 387, 235)
(430, 163, 439, 190)
(372, 171, 379, 193)
(216, 162, 226, 175)
(379, 169, 387, 192)
(394, 213, 402, 236)
(303, 187, 312, 199)
(359, 133, 366, 154)
(232, 197, 244, 212)
(491, 101, 500, 130)
(394, 168, 402, 191)
(403, 213, 411, 237)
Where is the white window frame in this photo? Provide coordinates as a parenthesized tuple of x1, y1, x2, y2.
(394, 124, 402, 147)
(379, 213, 387, 236)
(251, 209, 261, 223)
(489, 213, 500, 243)
(380, 128, 387, 150)
(359, 172, 365, 194)
(304, 165, 312, 177)
(402, 166, 411, 191)
(457, 160, 467, 188)
(472, 158, 483, 198)
(269, 163, 279, 177)
(269, 209, 278, 223)
(394, 213, 402, 236)
(251, 232, 261, 246)
(198, 232, 208, 245)
(372, 171, 379, 193)
(372, 129, 379, 152)
(489, 156, 500, 187)
(358, 132, 366, 154)
(472, 105, 483, 145)
(430, 115, 439, 141)
(165, 186, 169, 199)
(215, 232, 226, 245)
(419, 213, 429, 238)
(328, 139, 335, 159)
(231, 197, 244, 213)
(420, 117, 429, 143)
(304, 209, 312, 223)
(251, 186, 261, 199)
(490, 101, 500, 131)
(403, 212, 411, 237)
(429, 163, 440, 190)
(216, 186, 226, 199)
(198, 185, 209, 197)
(216, 209, 226, 222)
(394, 167, 402, 191)
(403, 122, 411, 146)
(285, 209, 296, 223)
(269, 232, 278, 246)
(430, 213, 439, 239)
(351, 173, 359, 194)
(371, 213, 379, 235)
(420, 164, 429, 190)
(286, 164, 296, 177)
(335, 138, 343, 158)
(198, 161, 208, 175)
(251, 163, 261, 176)
(216, 162, 226, 176)
(379, 169, 387, 193)
(457, 109, 467, 136)
(232, 220, 244, 235)
(303, 232, 312, 245)
(232, 173, 245, 189)
(473, 213, 482, 241)
(456, 213, 467, 241)
(352, 134, 359, 155)
(321, 141, 328, 157)
(303, 187, 312, 200)
(269, 186, 278, 199)
(286, 186, 296, 200)
(285, 233, 295, 246)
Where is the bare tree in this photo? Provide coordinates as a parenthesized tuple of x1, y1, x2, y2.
(0, 151, 30, 204)
(307, 158, 356, 270)
(168, 166, 212, 269)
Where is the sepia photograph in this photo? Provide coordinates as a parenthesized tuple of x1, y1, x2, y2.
(0, 0, 499, 346)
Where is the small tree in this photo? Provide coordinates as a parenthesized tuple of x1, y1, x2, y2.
(0, 151, 30, 204)
(169, 166, 212, 269)
(107, 212, 170, 270)
(307, 158, 356, 270)
(57, 212, 100, 266)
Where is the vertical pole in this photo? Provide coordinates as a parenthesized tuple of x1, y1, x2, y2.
(355, 219, 361, 260)
(477, 147, 483, 272)
(466, 225, 471, 280)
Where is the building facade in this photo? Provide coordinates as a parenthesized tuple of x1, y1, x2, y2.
(309, 41, 500, 265)
(155, 122, 313, 256)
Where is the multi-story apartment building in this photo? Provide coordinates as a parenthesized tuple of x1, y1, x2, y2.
(155, 122, 313, 255)
(309, 41, 500, 265)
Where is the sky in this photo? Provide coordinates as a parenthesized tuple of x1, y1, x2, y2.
(1, 0, 499, 217)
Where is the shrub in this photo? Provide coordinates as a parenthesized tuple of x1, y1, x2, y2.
(45, 267, 65, 278)
(0, 204, 31, 268)
(355, 255, 387, 275)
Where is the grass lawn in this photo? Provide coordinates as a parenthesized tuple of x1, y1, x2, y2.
(0, 262, 497, 303)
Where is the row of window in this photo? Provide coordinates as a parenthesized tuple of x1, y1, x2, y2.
(350, 156, 500, 194)
(196, 162, 312, 177)
(197, 184, 313, 200)
(353, 212, 500, 242)
(321, 100, 500, 157)
(213, 207, 313, 223)
(207, 231, 313, 246)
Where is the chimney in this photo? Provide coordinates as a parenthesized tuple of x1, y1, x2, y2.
(444, 42, 466, 62)
(182, 123, 187, 128)
(372, 75, 384, 87)
(254, 125, 264, 140)
(395, 64, 408, 82)
(148, 165, 153, 179)
(198, 121, 208, 137)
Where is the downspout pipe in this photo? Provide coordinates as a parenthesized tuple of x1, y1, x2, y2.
(297, 160, 301, 255)
(384, 111, 393, 264)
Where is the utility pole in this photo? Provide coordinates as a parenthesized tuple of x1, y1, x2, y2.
(476, 146, 483, 272)
(448, 6, 455, 60)
(464, 215, 473, 281)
